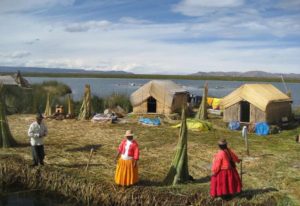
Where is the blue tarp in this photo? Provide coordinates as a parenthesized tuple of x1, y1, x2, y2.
(228, 121, 240, 130)
(255, 122, 269, 136)
(139, 117, 161, 126)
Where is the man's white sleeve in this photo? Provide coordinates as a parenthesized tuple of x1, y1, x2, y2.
(28, 124, 39, 138)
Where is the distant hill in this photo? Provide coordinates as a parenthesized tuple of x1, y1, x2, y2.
(192, 70, 300, 78)
(0, 66, 132, 75)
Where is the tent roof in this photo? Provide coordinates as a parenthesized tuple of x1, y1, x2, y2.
(221, 84, 292, 111)
(130, 80, 187, 107)
(0, 75, 18, 86)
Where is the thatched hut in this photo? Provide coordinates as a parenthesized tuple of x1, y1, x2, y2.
(0, 76, 18, 86)
(12, 71, 30, 88)
(221, 84, 292, 124)
(130, 80, 188, 114)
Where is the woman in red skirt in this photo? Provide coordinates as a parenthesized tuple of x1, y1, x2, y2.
(210, 139, 242, 198)
(115, 130, 139, 186)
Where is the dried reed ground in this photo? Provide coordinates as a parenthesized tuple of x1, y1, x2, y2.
(1, 114, 300, 205)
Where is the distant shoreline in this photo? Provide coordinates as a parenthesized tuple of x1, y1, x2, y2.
(2, 72, 300, 83)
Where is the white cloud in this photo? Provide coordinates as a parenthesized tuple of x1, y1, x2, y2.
(64, 20, 112, 32)
(0, 51, 31, 58)
(119, 17, 151, 24)
(0, 1, 299, 75)
(1, 16, 299, 74)
(277, 0, 300, 10)
(173, 0, 244, 16)
(25, 38, 40, 45)
(181, 13, 300, 38)
(24, 58, 86, 69)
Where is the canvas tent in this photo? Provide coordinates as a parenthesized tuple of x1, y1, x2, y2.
(130, 80, 188, 114)
(221, 84, 292, 124)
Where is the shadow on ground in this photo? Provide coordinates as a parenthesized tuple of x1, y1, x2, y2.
(15, 142, 30, 148)
(65, 144, 102, 152)
(192, 175, 211, 184)
(238, 187, 278, 200)
(51, 163, 105, 169)
(137, 179, 164, 187)
(137, 175, 211, 187)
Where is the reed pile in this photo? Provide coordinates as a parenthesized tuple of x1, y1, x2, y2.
(196, 83, 208, 120)
(78, 84, 92, 120)
(0, 86, 17, 148)
(44, 93, 52, 117)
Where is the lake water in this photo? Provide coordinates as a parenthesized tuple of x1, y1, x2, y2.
(27, 77, 300, 107)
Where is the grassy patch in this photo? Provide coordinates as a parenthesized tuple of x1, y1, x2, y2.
(1, 114, 300, 205)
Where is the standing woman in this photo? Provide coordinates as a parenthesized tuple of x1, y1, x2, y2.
(210, 139, 242, 198)
(115, 130, 139, 186)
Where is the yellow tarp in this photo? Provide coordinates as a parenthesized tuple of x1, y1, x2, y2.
(207, 97, 222, 109)
(212, 98, 221, 109)
(207, 97, 214, 106)
(172, 118, 212, 131)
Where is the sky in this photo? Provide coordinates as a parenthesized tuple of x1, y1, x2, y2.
(0, 0, 299, 74)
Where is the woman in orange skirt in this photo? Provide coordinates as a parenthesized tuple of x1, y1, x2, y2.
(210, 139, 242, 198)
(115, 130, 139, 186)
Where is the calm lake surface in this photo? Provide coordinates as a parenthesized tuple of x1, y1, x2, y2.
(27, 77, 300, 107)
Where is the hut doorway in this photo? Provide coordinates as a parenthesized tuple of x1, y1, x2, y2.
(147, 96, 157, 113)
(240, 101, 250, 122)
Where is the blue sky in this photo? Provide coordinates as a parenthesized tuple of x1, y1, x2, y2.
(0, 0, 299, 74)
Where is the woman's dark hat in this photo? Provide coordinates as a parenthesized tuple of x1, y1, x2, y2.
(218, 139, 227, 145)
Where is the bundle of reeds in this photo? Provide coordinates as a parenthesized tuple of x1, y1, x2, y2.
(0, 85, 17, 148)
(67, 94, 74, 117)
(196, 83, 208, 120)
(44, 93, 52, 117)
(78, 85, 92, 120)
(164, 107, 189, 185)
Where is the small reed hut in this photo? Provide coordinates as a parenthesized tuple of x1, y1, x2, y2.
(221, 84, 292, 124)
(130, 80, 188, 114)
(13, 71, 30, 88)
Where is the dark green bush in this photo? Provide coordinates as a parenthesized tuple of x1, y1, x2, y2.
(91, 95, 104, 114)
(4, 81, 72, 114)
(4, 81, 133, 115)
(104, 93, 132, 112)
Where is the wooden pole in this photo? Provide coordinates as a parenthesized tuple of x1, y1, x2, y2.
(242, 126, 249, 156)
(240, 159, 243, 185)
(245, 135, 249, 156)
(281, 75, 288, 93)
(163, 84, 165, 114)
(85, 148, 94, 171)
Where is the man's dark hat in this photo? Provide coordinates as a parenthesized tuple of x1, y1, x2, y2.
(36, 113, 44, 119)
